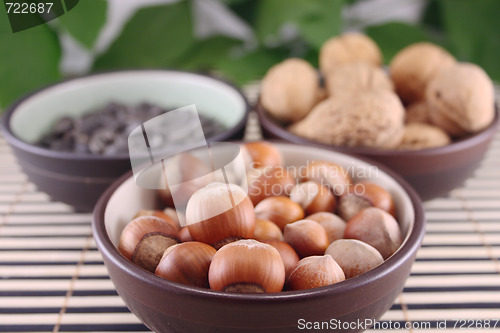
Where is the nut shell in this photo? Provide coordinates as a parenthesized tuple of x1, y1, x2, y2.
(390, 42, 456, 104)
(284, 219, 329, 258)
(246, 166, 295, 205)
(290, 90, 405, 149)
(325, 239, 383, 278)
(325, 62, 393, 97)
(338, 182, 396, 221)
(186, 183, 255, 249)
(208, 239, 285, 293)
(344, 207, 402, 259)
(289, 181, 336, 215)
(261, 58, 320, 123)
(302, 161, 351, 196)
(264, 240, 300, 277)
(241, 141, 283, 169)
(405, 101, 431, 125)
(398, 123, 451, 150)
(253, 218, 283, 242)
(155, 242, 216, 288)
(319, 33, 382, 75)
(306, 212, 346, 244)
(118, 216, 179, 272)
(286, 255, 345, 290)
(426, 63, 495, 137)
(254, 196, 305, 230)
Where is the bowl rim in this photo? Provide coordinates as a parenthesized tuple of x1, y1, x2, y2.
(0, 69, 251, 161)
(92, 142, 425, 303)
(256, 102, 500, 157)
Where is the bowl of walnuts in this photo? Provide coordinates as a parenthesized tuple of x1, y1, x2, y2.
(257, 33, 499, 201)
(92, 141, 424, 333)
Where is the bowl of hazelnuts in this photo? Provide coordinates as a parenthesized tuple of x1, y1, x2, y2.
(257, 33, 499, 200)
(92, 141, 425, 333)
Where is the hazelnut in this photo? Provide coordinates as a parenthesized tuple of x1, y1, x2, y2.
(185, 182, 255, 249)
(246, 166, 295, 205)
(398, 123, 451, 150)
(325, 62, 393, 97)
(289, 181, 336, 215)
(302, 161, 351, 196)
(325, 239, 383, 279)
(118, 216, 179, 272)
(162, 208, 184, 229)
(426, 63, 495, 137)
(344, 207, 402, 259)
(319, 33, 382, 75)
(306, 212, 346, 244)
(290, 91, 405, 149)
(254, 196, 305, 230)
(178, 226, 193, 242)
(241, 141, 283, 169)
(263, 240, 300, 277)
(209, 239, 285, 293)
(155, 242, 216, 288)
(338, 182, 396, 221)
(253, 218, 283, 242)
(157, 153, 212, 207)
(284, 219, 329, 258)
(390, 42, 456, 104)
(260, 58, 321, 123)
(405, 101, 431, 124)
(133, 209, 178, 230)
(286, 255, 345, 291)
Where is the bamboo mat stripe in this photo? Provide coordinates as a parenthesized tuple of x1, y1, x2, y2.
(0, 86, 499, 332)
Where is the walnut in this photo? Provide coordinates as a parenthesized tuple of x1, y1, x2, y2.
(290, 90, 405, 149)
(426, 63, 495, 138)
(319, 33, 382, 75)
(398, 123, 451, 150)
(260, 58, 320, 124)
(390, 42, 455, 104)
(405, 101, 431, 124)
(325, 62, 393, 97)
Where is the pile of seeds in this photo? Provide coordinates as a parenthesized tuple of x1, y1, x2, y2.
(37, 102, 226, 155)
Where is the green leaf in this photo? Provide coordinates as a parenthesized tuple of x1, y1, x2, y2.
(0, 8, 61, 109)
(93, 1, 194, 70)
(440, 0, 500, 82)
(255, 0, 342, 49)
(58, 0, 107, 49)
(366, 22, 431, 64)
(216, 47, 288, 85)
(174, 36, 243, 70)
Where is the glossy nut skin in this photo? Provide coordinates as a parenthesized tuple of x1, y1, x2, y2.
(254, 196, 305, 230)
(303, 161, 351, 196)
(253, 218, 283, 242)
(338, 182, 396, 221)
(283, 219, 329, 258)
(325, 239, 383, 279)
(118, 216, 179, 272)
(178, 226, 193, 242)
(264, 240, 300, 277)
(290, 181, 336, 215)
(133, 209, 178, 230)
(344, 207, 402, 259)
(208, 239, 286, 293)
(155, 242, 216, 288)
(306, 212, 346, 244)
(241, 141, 284, 169)
(246, 166, 295, 205)
(286, 255, 346, 291)
(186, 183, 255, 249)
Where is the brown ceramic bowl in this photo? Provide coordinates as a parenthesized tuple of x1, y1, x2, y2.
(92, 143, 425, 333)
(1, 70, 250, 211)
(257, 104, 499, 201)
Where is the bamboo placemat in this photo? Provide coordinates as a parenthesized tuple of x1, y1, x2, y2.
(0, 86, 499, 332)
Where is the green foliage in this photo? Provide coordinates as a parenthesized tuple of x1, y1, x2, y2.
(366, 22, 431, 63)
(58, 0, 107, 49)
(1, 0, 500, 112)
(440, 0, 500, 81)
(94, 1, 194, 70)
(0, 7, 61, 108)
